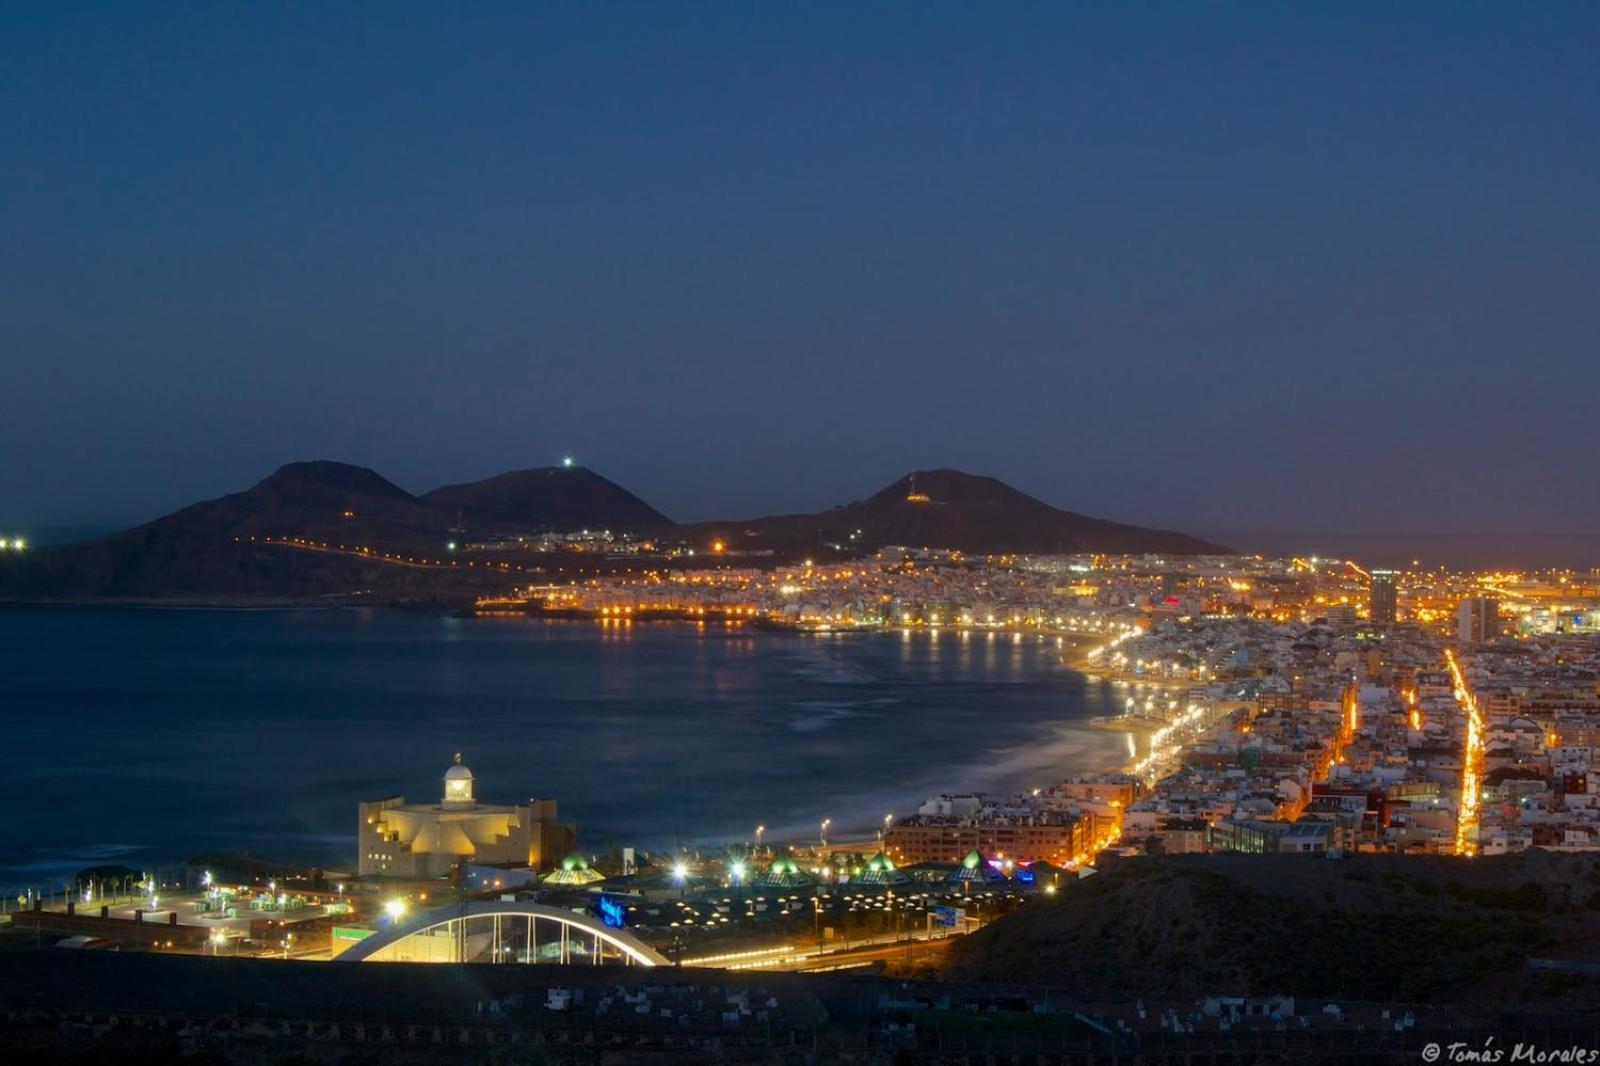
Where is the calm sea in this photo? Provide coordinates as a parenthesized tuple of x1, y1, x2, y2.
(0, 608, 1127, 892)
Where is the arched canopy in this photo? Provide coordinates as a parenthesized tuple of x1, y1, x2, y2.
(336, 900, 668, 966)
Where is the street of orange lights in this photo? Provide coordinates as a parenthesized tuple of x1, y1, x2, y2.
(1445, 648, 1483, 857)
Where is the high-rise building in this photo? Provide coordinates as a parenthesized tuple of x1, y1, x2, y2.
(1457, 597, 1500, 644)
(1370, 570, 1398, 623)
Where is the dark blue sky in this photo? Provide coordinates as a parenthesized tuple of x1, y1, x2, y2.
(3, 4, 1597, 535)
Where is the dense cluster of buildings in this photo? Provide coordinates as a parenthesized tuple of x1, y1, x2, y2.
(492, 551, 1600, 872)
(882, 781, 1132, 867)
(343, 556, 1600, 938)
(512, 550, 1355, 633)
(1098, 563, 1600, 860)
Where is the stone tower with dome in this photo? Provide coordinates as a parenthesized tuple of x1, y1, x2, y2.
(357, 753, 573, 879)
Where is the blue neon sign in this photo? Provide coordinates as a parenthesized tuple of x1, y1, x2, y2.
(596, 896, 626, 929)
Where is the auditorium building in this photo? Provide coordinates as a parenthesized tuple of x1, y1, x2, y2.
(358, 754, 574, 879)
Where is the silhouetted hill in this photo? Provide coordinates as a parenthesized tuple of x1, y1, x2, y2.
(696, 469, 1226, 555)
(942, 851, 1599, 1002)
(0, 462, 1225, 600)
(0, 461, 457, 599)
(250, 460, 418, 506)
(421, 466, 671, 531)
(0, 460, 676, 601)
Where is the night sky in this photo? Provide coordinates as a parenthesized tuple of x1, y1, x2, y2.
(4, 4, 1597, 537)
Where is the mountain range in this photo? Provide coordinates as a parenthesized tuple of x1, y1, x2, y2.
(691, 469, 1220, 557)
(0, 461, 1225, 601)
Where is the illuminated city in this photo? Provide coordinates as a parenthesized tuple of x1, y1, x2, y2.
(3, 3, 1600, 1061)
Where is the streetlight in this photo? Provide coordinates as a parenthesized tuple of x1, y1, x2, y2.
(820, 818, 830, 850)
(384, 899, 407, 923)
(755, 825, 765, 854)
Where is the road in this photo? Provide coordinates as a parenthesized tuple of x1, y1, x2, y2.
(1445, 647, 1483, 856)
(238, 534, 541, 575)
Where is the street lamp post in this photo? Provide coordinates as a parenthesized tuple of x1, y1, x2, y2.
(755, 825, 765, 856)
(820, 818, 830, 850)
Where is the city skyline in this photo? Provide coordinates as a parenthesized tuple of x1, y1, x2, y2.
(4, 4, 1599, 535)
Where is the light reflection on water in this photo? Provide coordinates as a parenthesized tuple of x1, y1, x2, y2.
(0, 608, 1128, 889)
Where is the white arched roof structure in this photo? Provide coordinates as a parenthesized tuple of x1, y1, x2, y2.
(336, 900, 668, 966)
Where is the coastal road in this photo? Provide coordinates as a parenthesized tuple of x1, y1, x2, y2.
(238, 535, 542, 576)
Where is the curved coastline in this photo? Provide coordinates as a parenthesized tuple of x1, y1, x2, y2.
(0, 611, 1132, 890)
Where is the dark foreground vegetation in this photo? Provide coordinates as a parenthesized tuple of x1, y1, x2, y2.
(944, 849, 1600, 1005)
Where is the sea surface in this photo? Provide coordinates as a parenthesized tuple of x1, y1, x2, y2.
(0, 608, 1130, 893)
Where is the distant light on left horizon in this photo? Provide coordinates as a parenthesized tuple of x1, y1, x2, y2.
(562, 455, 575, 468)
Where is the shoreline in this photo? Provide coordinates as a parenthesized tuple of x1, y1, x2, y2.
(0, 614, 1133, 889)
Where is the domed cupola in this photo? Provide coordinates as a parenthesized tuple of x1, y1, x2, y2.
(441, 752, 476, 810)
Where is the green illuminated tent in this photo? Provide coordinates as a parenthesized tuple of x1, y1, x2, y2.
(752, 852, 816, 889)
(855, 850, 909, 886)
(947, 849, 1005, 884)
(543, 852, 606, 886)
